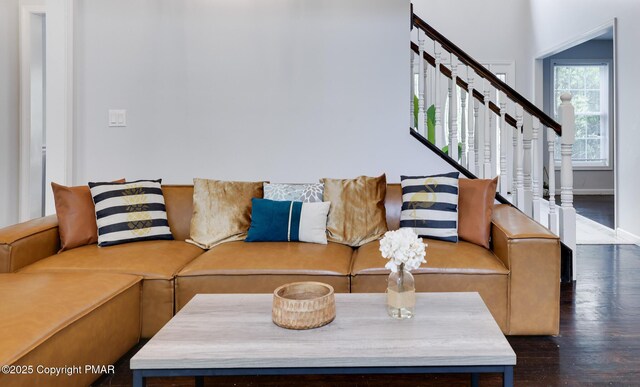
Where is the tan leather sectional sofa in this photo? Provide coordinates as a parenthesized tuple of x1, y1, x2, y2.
(0, 184, 560, 386)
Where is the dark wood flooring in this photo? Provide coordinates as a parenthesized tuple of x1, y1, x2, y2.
(572, 195, 615, 229)
(94, 244, 640, 387)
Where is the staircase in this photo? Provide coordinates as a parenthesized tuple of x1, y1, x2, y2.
(409, 12, 577, 281)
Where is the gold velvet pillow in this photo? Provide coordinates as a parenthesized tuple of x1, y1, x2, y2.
(321, 174, 388, 247)
(186, 178, 264, 249)
(458, 177, 498, 249)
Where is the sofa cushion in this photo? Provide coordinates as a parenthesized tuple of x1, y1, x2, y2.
(162, 185, 194, 241)
(400, 172, 460, 243)
(187, 178, 264, 249)
(0, 272, 140, 386)
(175, 241, 353, 310)
(19, 240, 204, 338)
(263, 182, 324, 202)
(52, 182, 97, 251)
(321, 174, 388, 247)
(89, 179, 174, 247)
(19, 240, 203, 280)
(351, 239, 509, 332)
(178, 241, 353, 277)
(246, 199, 330, 244)
(351, 239, 509, 276)
(52, 180, 124, 251)
(458, 177, 498, 249)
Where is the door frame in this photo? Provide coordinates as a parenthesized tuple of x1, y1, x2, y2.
(45, 0, 75, 215)
(18, 5, 47, 221)
(533, 18, 617, 229)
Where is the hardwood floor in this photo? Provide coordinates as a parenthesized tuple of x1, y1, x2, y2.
(94, 244, 640, 387)
(573, 195, 615, 229)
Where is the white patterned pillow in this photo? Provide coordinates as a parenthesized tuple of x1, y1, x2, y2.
(400, 172, 460, 243)
(89, 179, 173, 246)
(263, 183, 323, 203)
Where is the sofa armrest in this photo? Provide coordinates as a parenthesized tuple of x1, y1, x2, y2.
(491, 204, 560, 335)
(0, 215, 60, 273)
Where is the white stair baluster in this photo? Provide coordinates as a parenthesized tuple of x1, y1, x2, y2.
(523, 115, 533, 216)
(473, 101, 480, 176)
(410, 49, 415, 128)
(422, 48, 429, 138)
(489, 89, 497, 178)
(460, 90, 467, 168)
(512, 112, 518, 196)
(417, 35, 426, 135)
(547, 127, 559, 234)
(467, 69, 476, 174)
(449, 54, 458, 161)
(476, 92, 485, 177)
(532, 117, 541, 221)
(434, 43, 444, 148)
(558, 93, 576, 281)
(515, 107, 525, 210)
(499, 98, 508, 196)
(447, 77, 452, 150)
(483, 84, 492, 178)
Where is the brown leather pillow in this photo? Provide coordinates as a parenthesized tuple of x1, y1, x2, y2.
(458, 177, 498, 249)
(321, 174, 388, 247)
(52, 179, 125, 252)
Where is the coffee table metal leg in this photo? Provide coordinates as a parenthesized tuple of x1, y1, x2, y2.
(503, 366, 514, 387)
(132, 370, 146, 387)
(470, 372, 480, 387)
(195, 375, 205, 387)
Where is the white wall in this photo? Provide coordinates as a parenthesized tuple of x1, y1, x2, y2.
(0, 0, 20, 228)
(412, 0, 534, 98)
(529, 0, 640, 237)
(74, 0, 453, 186)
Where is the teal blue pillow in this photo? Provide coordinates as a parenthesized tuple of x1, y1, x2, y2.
(246, 198, 330, 244)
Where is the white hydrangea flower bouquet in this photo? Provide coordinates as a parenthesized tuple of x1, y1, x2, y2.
(379, 228, 427, 273)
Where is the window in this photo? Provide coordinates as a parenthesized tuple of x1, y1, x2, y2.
(551, 61, 611, 168)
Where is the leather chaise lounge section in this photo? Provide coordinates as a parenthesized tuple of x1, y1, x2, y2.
(0, 272, 141, 387)
(0, 185, 560, 353)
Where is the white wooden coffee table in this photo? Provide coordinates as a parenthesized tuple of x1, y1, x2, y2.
(131, 292, 516, 387)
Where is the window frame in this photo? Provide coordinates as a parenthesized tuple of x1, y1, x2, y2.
(549, 58, 613, 171)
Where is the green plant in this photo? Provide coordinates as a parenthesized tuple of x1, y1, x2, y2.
(441, 143, 463, 162)
(413, 95, 419, 128)
(413, 99, 437, 144)
(413, 100, 461, 161)
(426, 104, 435, 143)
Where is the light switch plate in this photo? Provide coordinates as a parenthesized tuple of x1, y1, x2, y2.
(108, 109, 127, 127)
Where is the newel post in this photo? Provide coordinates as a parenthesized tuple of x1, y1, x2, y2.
(558, 93, 576, 281)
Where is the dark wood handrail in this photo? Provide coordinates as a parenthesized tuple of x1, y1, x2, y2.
(412, 14, 561, 135)
(411, 42, 518, 129)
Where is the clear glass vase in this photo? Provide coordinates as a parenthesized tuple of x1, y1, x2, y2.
(386, 263, 416, 319)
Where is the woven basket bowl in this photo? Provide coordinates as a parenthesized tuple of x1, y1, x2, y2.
(272, 282, 336, 330)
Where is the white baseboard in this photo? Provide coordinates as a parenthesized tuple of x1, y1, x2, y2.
(554, 189, 614, 195)
(616, 228, 640, 244)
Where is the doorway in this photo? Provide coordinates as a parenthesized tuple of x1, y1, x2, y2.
(536, 19, 619, 243)
(19, 6, 46, 221)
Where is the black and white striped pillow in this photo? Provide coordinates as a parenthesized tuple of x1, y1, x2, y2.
(89, 179, 173, 247)
(400, 172, 460, 243)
